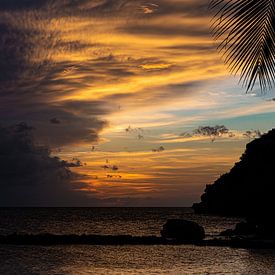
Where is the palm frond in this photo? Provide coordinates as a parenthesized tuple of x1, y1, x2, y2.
(210, 0, 275, 91)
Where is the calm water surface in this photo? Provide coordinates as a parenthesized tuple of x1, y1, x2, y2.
(0, 207, 241, 236)
(1, 208, 275, 274)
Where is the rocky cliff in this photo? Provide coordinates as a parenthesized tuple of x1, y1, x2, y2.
(193, 129, 275, 225)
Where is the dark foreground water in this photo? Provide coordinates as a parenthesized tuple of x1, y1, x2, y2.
(1, 207, 275, 274)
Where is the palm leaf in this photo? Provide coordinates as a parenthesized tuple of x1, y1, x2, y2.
(210, 0, 275, 91)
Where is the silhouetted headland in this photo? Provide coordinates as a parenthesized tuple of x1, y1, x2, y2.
(193, 129, 275, 238)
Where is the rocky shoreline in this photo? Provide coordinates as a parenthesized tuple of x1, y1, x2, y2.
(1, 219, 275, 249)
(1, 233, 275, 249)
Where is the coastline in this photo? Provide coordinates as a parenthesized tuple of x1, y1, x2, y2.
(1, 233, 275, 249)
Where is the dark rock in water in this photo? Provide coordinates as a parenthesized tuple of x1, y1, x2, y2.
(192, 129, 275, 233)
(161, 219, 205, 240)
(220, 229, 234, 237)
(220, 222, 257, 237)
(235, 222, 257, 235)
(255, 222, 275, 239)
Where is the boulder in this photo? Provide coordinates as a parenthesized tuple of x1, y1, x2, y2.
(161, 219, 205, 240)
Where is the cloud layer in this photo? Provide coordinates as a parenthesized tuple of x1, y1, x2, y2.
(1, 0, 275, 206)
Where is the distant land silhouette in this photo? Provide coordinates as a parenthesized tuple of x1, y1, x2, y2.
(193, 129, 275, 230)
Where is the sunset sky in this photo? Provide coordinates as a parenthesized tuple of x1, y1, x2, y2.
(1, 0, 275, 206)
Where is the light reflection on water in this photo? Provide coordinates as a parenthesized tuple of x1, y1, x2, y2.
(2, 208, 274, 274)
(1, 245, 275, 274)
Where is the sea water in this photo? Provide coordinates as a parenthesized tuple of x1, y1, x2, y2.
(1, 208, 275, 274)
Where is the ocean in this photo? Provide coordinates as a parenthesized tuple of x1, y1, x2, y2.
(1, 207, 275, 274)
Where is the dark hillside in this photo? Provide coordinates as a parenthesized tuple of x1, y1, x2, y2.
(193, 129, 275, 225)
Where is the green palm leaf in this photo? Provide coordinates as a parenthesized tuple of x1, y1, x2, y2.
(210, 0, 275, 91)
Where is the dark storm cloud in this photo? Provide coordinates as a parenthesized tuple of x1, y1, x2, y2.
(0, 22, 42, 83)
(0, 99, 110, 146)
(0, 36, 150, 146)
(0, 123, 93, 206)
(0, 10, 113, 146)
(0, 0, 125, 12)
(0, 123, 162, 206)
(0, 19, 97, 95)
(0, 0, 46, 10)
(0, 2, 179, 147)
(0, 0, 147, 147)
(0, 0, 141, 17)
(0, 0, 218, 149)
